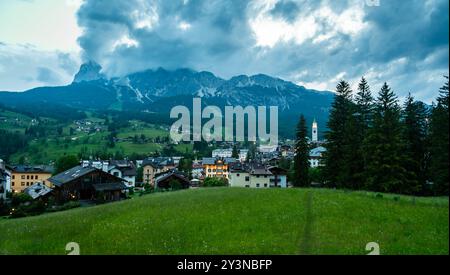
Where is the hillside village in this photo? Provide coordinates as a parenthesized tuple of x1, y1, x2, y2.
(0, 121, 326, 218)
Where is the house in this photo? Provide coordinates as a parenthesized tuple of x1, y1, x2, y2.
(154, 170, 190, 190)
(212, 148, 248, 162)
(309, 146, 326, 168)
(107, 160, 136, 188)
(191, 162, 204, 179)
(268, 166, 288, 188)
(48, 165, 127, 202)
(258, 145, 278, 153)
(203, 157, 236, 179)
(23, 182, 53, 201)
(81, 160, 137, 188)
(1, 159, 11, 199)
(9, 165, 54, 193)
(229, 163, 288, 188)
(142, 157, 177, 186)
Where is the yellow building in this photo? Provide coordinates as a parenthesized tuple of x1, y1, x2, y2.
(9, 165, 53, 193)
(202, 157, 236, 179)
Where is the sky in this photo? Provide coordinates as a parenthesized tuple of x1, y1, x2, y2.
(0, 0, 448, 103)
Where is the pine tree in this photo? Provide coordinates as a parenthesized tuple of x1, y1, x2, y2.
(355, 77, 374, 132)
(294, 115, 310, 187)
(429, 76, 449, 195)
(352, 77, 375, 189)
(365, 83, 406, 193)
(401, 93, 429, 195)
(323, 80, 356, 188)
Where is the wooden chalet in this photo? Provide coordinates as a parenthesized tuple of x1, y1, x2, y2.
(155, 171, 190, 190)
(48, 165, 127, 203)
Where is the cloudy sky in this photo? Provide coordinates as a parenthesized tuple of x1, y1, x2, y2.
(0, 0, 448, 103)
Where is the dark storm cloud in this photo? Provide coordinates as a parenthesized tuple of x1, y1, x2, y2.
(76, 0, 449, 103)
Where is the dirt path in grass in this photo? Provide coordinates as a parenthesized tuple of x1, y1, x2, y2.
(298, 191, 314, 254)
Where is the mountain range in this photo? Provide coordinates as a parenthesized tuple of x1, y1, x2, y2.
(0, 61, 334, 137)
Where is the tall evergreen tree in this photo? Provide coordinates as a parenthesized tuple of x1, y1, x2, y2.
(355, 77, 374, 132)
(429, 76, 449, 195)
(323, 80, 359, 188)
(294, 115, 310, 187)
(365, 83, 407, 193)
(401, 94, 430, 195)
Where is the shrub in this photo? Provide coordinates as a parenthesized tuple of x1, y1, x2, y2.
(11, 193, 33, 206)
(203, 177, 228, 187)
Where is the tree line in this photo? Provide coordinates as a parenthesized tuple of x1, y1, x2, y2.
(294, 76, 448, 196)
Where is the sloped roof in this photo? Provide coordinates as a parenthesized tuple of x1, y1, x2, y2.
(309, 146, 327, 157)
(23, 182, 53, 200)
(48, 166, 97, 187)
(9, 165, 54, 174)
(202, 158, 216, 165)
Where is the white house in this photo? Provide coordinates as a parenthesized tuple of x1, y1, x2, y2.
(212, 148, 248, 162)
(1, 159, 11, 199)
(309, 146, 326, 168)
(191, 162, 204, 179)
(81, 160, 137, 188)
(229, 163, 288, 188)
(258, 145, 278, 153)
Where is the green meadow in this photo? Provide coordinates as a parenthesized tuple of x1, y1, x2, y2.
(0, 188, 448, 255)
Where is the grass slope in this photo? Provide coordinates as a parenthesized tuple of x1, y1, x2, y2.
(0, 188, 448, 255)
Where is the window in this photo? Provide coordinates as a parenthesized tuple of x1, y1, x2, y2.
(245, 185, 250, 188)
(256, 175, 260, 178)
(264, 184, 268, 187)
(27, 175, 30, 180)
(21, 182, 25, 186)
(12, 182, 15, 186)
(264, 175, 267, 178)
(21, 175, 25, 179)
(236, 174, 240, 177)
(245, 176, 250, 181)
(12, 175, 15, 179)
(256, 183, 260, 188)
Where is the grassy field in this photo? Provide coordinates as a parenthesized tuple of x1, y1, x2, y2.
(0, 188, 448, 255)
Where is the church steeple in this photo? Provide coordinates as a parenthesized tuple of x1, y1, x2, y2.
(312, 118, 318, 142)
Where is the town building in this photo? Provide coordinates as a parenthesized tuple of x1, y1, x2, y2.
(0, 159, 11, 199)
(202, 157, 236, 179)
(48, 165, 127, 202)
(258, 145, 278, 153)
(81, 160, 137, 188)
(142, 157, 177, 186)
(154, 170, 190, 190)
(9, 165, 54, 193)
(309, 146, 326, 168)
(229, 163, 288, 188)
(23, 182, 53, 201)
(191, 162, 204, 179)
(212, 148, 248, 162)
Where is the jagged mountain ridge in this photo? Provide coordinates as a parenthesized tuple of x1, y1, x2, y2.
(0, 62, 334, 137)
